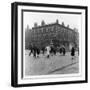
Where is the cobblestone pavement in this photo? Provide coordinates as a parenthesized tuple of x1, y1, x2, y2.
(25, 50, 79, 76)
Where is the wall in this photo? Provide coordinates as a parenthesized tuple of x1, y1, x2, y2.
(0, 0, 89, 90)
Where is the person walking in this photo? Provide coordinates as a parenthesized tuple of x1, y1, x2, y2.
(36, 48, 40, 58)
(59, 47, 62, 55)
(33, 45, 37, 58)
(71, 47, 75, 60)
(63, 47, 66, 56)
(29, 44, 33, 56)
(46, 45, 51, 58)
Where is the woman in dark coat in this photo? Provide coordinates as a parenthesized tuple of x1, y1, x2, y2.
(33, 46, 37, 58)
(59, 47, 62, 54)
(63, 47, 66, 56)
(36, 48, 40, 57)
(71, 47, 75, 59)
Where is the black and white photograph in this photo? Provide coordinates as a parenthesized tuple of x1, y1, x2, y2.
(24, 11, 79, 76)
(11, 2, 88, 87)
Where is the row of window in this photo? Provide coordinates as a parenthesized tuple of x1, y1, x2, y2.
(28, 26, 78, 42)
(31, 26, 57, 34)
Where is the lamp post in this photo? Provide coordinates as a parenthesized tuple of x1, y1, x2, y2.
(50, 39, 53, 47)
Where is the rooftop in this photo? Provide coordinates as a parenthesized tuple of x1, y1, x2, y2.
(31, 22, 74, 32)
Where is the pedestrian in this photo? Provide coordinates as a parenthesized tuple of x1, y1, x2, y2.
(46, 45, 51, 58)
(36, 48, 40, 58)
(50, 46, 54, 56)
(59, 47, 62, 55)
(29, 45, 33, 56)
(53, 46, 56, 55)
(33, 45, 37, 58)
(63, 47, 66, 56)
(71, 47, 75, 60)
(42, 47, 45, 55)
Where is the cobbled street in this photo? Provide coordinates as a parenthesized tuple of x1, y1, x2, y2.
(25, 50, 79, 76)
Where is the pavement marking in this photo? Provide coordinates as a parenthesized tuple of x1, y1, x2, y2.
(47, 61, 79, 74)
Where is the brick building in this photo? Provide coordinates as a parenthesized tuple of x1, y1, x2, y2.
(25, 19, 79, 51)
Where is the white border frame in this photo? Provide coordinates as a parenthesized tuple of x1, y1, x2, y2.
(17, 5, 86, 85)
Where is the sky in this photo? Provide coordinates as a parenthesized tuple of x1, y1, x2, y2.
(23, 11, 81, 31)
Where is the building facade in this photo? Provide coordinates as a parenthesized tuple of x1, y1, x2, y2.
(25, 20, 79, 51)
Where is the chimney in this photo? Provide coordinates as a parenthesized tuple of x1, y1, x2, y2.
(62, 22, 65, 26)
(56, 19, 59, 24)
(41, 20, 45, 26)
(34, 22, 38, 27)
(67, 24, 69, 28)
(74, 28, 78, 32)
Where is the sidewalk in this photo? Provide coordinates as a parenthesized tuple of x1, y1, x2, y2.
(25, 51, 79, 75)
